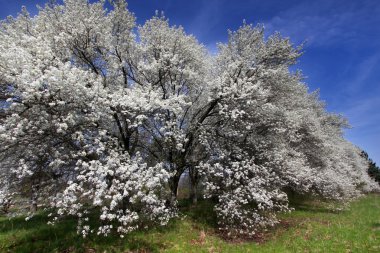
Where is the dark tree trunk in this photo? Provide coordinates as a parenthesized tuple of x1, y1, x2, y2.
(189, 180, 198, 204)
(29, 181, 40, 213)
(30, 191, 38, 213)
(169, 173, 181, 203)
(30, 200, 37, 213)
(189, 166, 199, 205)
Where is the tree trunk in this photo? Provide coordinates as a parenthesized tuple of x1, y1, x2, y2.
(30, 192, 37, 213)
(189, 166, 199, 205)
(30, 201, 37, 212)
(169, 174, 180, 203)
(190, 180, 198, 204)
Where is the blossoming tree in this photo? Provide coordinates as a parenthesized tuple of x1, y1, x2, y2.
(0, 0, 378, 238)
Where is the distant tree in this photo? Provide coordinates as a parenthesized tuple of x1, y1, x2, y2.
(362, 151, 380, 185)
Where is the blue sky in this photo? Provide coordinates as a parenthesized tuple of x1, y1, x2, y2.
(1, 0, 379, 164)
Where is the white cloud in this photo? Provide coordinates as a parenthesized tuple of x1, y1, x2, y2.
(265, 0, 380, 47)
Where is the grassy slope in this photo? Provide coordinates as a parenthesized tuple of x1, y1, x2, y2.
(0, 194, 379, 253)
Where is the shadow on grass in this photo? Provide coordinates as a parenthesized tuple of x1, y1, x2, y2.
(286, 189, 343, 215)
(0, 195, 349, 252)
(178, 198, 218, 228)
(290, 204, 342, 214)
(0, 212, 173, 253)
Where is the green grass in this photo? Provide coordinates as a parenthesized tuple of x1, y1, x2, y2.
(0, 194, 379, 253)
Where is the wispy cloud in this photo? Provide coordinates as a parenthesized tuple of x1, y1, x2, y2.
(265, 0, 380, 48)
(338, 89, 380, 164)
(345, 53, 380, 93)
